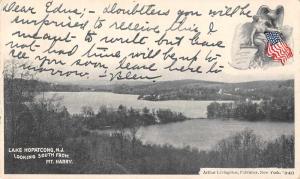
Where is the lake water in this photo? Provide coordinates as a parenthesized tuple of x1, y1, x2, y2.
(37, 92, 294, 151)
(37, 91, 233, 118)
(136, 119, 293, 151)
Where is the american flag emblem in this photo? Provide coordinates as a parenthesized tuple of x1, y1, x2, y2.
(265, 31, 293, 65)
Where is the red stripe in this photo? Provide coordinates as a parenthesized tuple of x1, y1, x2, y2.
(265, 42, 292, 65)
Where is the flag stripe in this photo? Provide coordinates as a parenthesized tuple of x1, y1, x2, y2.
(264, 31, 293, 65)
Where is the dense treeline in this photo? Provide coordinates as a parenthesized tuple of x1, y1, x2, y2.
(207, 97, 294, 122)
(4, 78, 89, 94)
(77, 105, 187, 130)
(61, 130, 293, 173)
(113, 79, 293, 101)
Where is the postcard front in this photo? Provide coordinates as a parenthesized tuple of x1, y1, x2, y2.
(0, 0, 299, 178)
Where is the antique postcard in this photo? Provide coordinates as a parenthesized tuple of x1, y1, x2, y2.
(0, 0, 299, 178)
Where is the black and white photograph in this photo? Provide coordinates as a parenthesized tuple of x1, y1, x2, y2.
(4, 68, 295, 174)
(0, 0, 298, 177)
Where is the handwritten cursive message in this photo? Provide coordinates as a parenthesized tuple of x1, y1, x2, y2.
(1, 0, 253, 81)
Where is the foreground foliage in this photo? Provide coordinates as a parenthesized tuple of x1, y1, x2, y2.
(4, 73, 294, 174)
(5, 101, 294, 174)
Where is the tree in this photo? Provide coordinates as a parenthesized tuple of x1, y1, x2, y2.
(97, 105, 108, 118)
(4, 59, 37, 146)
(4, 59, 37, 104)
(207, 102, 221, 118)
(115, 105, 128, 160)
(28, 94, 69, 145)
(141, 107, 156, 125)
(81, 106, 95, 118)
(127, 107, 141, 156)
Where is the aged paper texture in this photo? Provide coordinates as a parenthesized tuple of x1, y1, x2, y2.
(0, 0, 299, 178)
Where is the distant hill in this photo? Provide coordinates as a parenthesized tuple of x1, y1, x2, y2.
(8, 78, 293, 101)
(4, 78, 90, 92)
(109, 79, 294, 101)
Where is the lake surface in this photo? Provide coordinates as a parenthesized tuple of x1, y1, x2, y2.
(36, 91, 232, 118)
(37, 92, 294, 151)
(136, 119, 294, 151)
